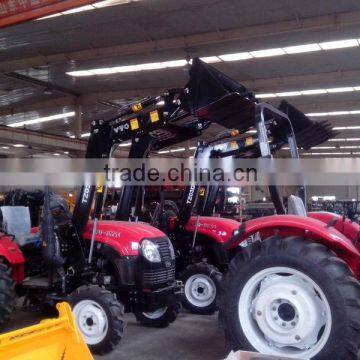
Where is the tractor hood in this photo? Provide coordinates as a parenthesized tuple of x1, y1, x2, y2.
(83, 220, 167, 256)
(184, 216, 240, 244)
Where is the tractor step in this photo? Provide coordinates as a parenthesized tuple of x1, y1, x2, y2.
(22, 276, 50, 289)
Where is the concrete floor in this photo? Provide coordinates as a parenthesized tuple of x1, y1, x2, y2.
(4, 307, 229, 360)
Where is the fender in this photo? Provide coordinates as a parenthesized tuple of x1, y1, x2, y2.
(83, 220, 167, 256)
(226, 215, 360, 278)
(308, 211, 360, 249)
(0, 234, 25, 283)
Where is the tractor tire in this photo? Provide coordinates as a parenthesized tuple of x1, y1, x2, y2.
(220, 236, 360, 360)
(69, 285, 125, 355)
(0, 263, 15, 328)
(181, 263, 222, 315)
(135, 302, 180, 328)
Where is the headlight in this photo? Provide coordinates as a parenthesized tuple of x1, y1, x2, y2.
(141, 239, 161, 263)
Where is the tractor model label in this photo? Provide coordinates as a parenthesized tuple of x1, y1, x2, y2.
(186, 185, 196, 204)
(81, 185, 92, 204)
(96, 229, 121, 238)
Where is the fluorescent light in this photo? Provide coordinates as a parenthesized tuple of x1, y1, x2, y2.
(64, 151, 69, 154)
(329, 138, 360, 142)
(189, 146, 197, 150)
(89, 68, 121, 75)
(38, 13, 62, 19)
(200, 56, 221, 63)
(158, 150, 170, 154)
(246, 129, 257, 134)
(170, 147, 186, 153)
(250, 48, 285, 58)
(137, 62, 166, 70)
(306, 110, 360, 117)
(306, 112, 329, 117)
(53, 153, 61, 156)
(119, 142, 131, 147)
(1, 146, 9, 149)
(283, 43, 321, 54)
(319, 39, 359, 50)
(66, 70, 92, 77)
(333, 126, 360, 130)
(255, 93, 277, 98)
(219, 52, 253, 61)
(69, 132, 90, 138)
(340, 145, 360, 149)
(256, 85, 360, 99)
(162, 59, 188, 67)
(8, 111, 75, 128)
(327, 87, 354, 93)
(303, 152, 351, 155)
(13, 144, 26, 147)
(328, 111, 350, 116)
(37, 0, 138, 20)
(300, 89, 327, 95)
(68, 60, 185, 77)
(311, 146, 336, 149)
(275, 91, 302, 97)
(62, 5, 94, 14)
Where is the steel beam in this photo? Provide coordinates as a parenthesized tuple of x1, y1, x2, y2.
(0, 125, 86, 152)
(74, 101, 82, 139)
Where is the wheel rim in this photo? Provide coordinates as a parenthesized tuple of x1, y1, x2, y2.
(238, 266, 332, 358)
(142, 307, 167, 319)
(184, 274, 216, 308)
(73, 300, 108, 345)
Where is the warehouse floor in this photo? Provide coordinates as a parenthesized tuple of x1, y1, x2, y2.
(4, 307, 229, 360)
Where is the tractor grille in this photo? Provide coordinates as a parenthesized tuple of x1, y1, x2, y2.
(156, 237, 173, 262)
(143, 267, 176, 286)
(142, 238, 175, 287)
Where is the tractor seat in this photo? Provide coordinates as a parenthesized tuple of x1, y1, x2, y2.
(0, 206, 40, 247)
(287, 195, 307, 217)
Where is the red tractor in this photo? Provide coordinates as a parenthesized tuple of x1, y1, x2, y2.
(105, 58, 359, 358)
(0, 109, 182, 354)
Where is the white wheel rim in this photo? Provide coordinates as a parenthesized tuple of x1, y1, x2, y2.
(142, 307, 167, 319)
(238, 266, 332, 359)
(73, 300, 108, 345)
(184, 274, 216, 308)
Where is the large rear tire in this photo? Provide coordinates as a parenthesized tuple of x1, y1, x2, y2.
(0, 263, 15, 328)
(221, 236, 360, 359)
(135, 302, 180, 328)
(181, 263, 222, 315)
(69, 285, 125, 355)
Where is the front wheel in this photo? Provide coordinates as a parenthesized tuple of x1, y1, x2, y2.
(135, 302, 180, 328)
(70, 285, 125, 355)
(181, 263, 222, 315)
(221, 236, 360, 360)
(0, 263, 15, 328)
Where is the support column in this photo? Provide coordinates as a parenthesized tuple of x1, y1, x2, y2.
(74, 100, 82, 139)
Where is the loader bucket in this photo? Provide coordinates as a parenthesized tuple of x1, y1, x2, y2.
(186, 58, 257, 131)
(278, 100, 338, 149)
(0, 302, 93, 360)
